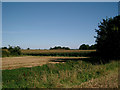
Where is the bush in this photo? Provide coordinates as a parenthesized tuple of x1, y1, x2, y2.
(8, 45, 21, 56)
(2, 50, 10, 57)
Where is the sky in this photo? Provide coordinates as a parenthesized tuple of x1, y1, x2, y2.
(2, 2, 118, 49)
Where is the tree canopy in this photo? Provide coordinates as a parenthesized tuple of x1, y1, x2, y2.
(79, 44, 96, 50)
(8, 45, 21, 56)
(95, 15, 120, 60)
(50, 46, 70, 50)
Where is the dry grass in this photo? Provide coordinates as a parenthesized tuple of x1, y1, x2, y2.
(2, 56, 87, 70)
(74, 68, 118, 88)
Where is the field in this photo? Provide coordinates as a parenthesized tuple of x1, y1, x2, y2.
(2, 49, 96, 57)
(21, 49, 96, 57)
(21, 49, 96, 54)
(2, 56, 88, 70)
(2, 50, 119, 88)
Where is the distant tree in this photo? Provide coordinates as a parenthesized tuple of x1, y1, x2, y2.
(95, 15, 120, 61)
(2, 47, 7, 49)
(89, 44, 97, 50)
(63, 47, 70, 50)
(50, 47, 52, 50)
(79, 44, 89, 50)
(50, 46, 70, 50)
(8, 45, 21, 56)
(27, 48, 30, 50)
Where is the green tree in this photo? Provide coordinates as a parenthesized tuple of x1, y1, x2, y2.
(8, 45, 21, 56)
(89, 44, 97, 50)
(2, 47, 7, 49)
(79, 44, 89, 50)
(95, 15, 120, 61)
(27, 48, 30, 50)
(50, 46, 70, 50)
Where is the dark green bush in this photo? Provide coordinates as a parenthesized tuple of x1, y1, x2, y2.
(7, 45, 22, 56)
(2, 50, 10, 57)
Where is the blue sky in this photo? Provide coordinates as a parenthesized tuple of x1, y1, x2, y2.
(2, 2, 118, 49)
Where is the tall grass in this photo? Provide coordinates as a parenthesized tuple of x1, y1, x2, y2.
(21, 50, 96, 57)
(2, 60, 118, 88)
(2, 49, 96, 57)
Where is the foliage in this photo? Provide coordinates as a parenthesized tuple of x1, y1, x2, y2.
(89, 44, 97, 50)
(50, 46, 70, 50)
(22, 50, 95, 57)
(2, 47, 7, 49)
(3, 49, 95, 57)
(2, 50, 10, 57)
(79, 44, 89, 50)
(2, 60, 118, 88)
(95, 15, 120, 61)
(7, 45, 21, 56)
(79, 44, 96, 50)
(27, 48, 30, 50)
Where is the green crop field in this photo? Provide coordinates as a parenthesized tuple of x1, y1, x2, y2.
(2, 49, 96, 57)
(21, 49, 96, 57)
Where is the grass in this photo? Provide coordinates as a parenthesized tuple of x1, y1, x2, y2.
(2, 59, 118, 88)
(77, 68, 118, 88)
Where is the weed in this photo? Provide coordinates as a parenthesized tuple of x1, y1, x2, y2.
(2, 60, 118, 88)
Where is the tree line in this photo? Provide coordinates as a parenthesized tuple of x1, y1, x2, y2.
(50, 46, 70, 50)
(2, 44, 96, 50)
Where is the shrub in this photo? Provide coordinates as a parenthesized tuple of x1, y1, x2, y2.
(2, 50, 10, 57)
(8, 45, 21, 56)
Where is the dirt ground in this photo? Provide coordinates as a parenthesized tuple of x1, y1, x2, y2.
(2, 56, 88, 70)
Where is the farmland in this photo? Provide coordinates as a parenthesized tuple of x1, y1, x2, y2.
(2, 49, 96, 57)
(2, 56, 88, 70)
(21, 49, 96, 54)
(2, 49, 94, 70)
(2, 2, 120, 89)
(21, 49, 96, 56)
(2, 49, 119, 88)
